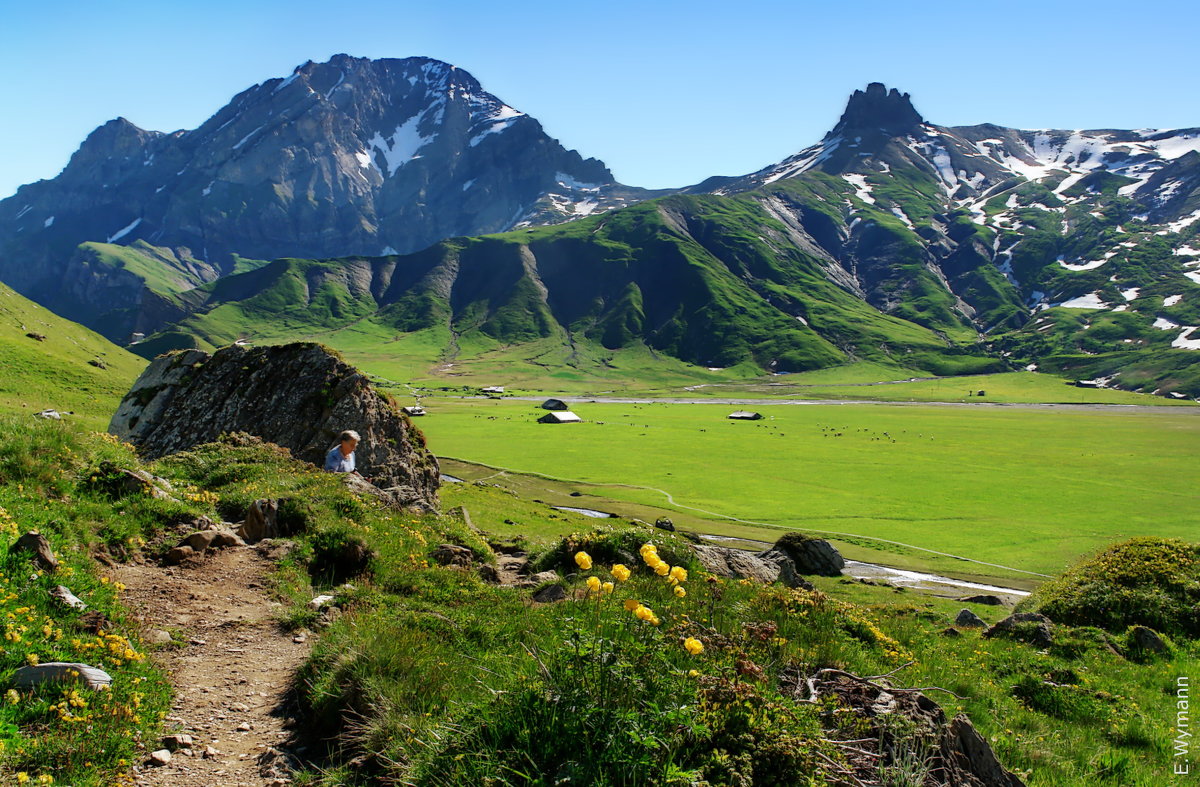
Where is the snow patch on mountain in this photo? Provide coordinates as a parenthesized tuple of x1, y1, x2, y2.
(1056, 292, 1107, 309)
(369, 110, 438, 175)
(843, 174, 875, 204)
(107, 218, 142, 243)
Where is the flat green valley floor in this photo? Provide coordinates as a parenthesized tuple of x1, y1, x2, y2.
(417, 398, 1200, 583)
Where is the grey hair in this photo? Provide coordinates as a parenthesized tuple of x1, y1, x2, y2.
(338, 430, 361, 443)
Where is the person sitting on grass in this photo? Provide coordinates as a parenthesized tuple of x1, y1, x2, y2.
(325, 430, 361, 475)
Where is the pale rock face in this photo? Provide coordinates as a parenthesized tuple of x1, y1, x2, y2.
(109, 342, 439, 509)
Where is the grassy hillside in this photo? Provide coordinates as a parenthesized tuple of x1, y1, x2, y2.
(129, 195, 1003, 383)
(1, 417, 1192, 786)
(0, 281, 145, 428)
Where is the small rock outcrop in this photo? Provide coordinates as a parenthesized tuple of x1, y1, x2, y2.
(959, 594, 1005, 606)
(955, 609, 986, 628)
(984, 612, 1054, 648)
(10, 531, 59, 572)
(772, 533, 844, 576)
(108, 343, 439, 509)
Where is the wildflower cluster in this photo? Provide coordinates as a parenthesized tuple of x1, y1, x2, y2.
(573, 545, 703, 656)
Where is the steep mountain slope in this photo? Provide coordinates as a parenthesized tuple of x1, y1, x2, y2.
(692, 83, 1200, 393)
(129, 194, 1002, 380)
(0, 281, 146, 426)
(0, 54, 663, 340)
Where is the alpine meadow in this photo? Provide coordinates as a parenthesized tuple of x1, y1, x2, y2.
(0, 10, 1198, 786)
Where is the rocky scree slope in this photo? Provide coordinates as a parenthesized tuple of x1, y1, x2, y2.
(109, 342, 439, 508)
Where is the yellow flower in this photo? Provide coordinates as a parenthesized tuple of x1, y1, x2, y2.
(624, 599, 641, 612)
(611, 564, 631, 581)
(6, 689, 19, 705)
(17, 774, 29, 784)
(586, 576, 601, 593)
(650, 616, 661, 626)
(669, 566, 688, 582)
(25, 653, 38, 666)
(654, 562, 670, 577)
(601, 582, 614, 594)
(684, 637, 704, 655)
(574, 551, 593, 571)
(688, 669, 700, 677)
(634, 604, 655, 621)
(674, 586, 686, 598)
(37, 776, 53, 785)
(639, 543, 657, 557)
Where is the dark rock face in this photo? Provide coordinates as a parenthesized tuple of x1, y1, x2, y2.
(11, 531, 59, 572)
(831, 82, 925, 138)
(108, 342, 439, 508)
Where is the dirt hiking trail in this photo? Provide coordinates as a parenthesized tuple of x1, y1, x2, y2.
(114, 547, 308, 786)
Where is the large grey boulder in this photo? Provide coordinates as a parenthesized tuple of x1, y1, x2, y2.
(693, 545, 814, 590)
(109, 343, 439, 509)
(955, 608, 986, 628)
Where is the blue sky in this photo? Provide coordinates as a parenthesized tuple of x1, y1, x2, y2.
(1, 0, 1197, 198)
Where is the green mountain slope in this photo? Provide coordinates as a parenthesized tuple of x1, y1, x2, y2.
(0, 281, 146, 427)
(131, 193, 1004, 383)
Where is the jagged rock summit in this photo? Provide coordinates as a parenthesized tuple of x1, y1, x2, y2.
(108, 342, 439, 508)
(830, 81, 924, 138)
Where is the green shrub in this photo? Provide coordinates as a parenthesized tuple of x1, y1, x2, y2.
(1024, 537, 1200, 638)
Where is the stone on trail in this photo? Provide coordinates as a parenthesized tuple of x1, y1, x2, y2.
(146, 629, 173, 645)
(50, 584, 87, 610)
(148, 749, 172, 766)
(10, 531, 59, 572)
(107, 343, 440, 510)
(161, 733, 194, 750)
(14, 662, 112, 691)
(165, 545, 196, 565)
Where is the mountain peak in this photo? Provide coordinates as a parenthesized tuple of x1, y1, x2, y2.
(830, 82, 924, 137)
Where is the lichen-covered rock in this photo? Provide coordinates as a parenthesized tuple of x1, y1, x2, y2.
(109, 343, 439, 508)
(14, 662, 112, 690)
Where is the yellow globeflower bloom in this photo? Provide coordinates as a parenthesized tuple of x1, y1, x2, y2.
(634, 604, 654, 621)
(654, 562, 670, 576)
(669, 566, 688, 582)
(574, 551, 593, 571)
(684, 637, 704, 655)
(650, 616, 661, 626)
(611, 564, 631, 582)
(624, 599, 641, 612)
(586, 576, 602, 592)
(601, 582, 615, 594)
(674, 586, 686, 598)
